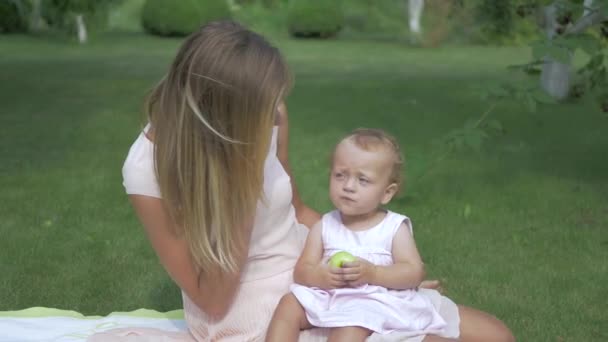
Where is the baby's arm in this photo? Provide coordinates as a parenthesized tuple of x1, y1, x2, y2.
(293, 221, 347, 289)
(373, 222, 426, 289)
(341, 222, 425, 290)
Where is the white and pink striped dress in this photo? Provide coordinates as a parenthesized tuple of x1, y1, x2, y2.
(89, 126, 460, 342)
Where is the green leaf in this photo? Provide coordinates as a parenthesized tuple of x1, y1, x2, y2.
(532, 89, 558, 104)
(463, 204, 472, 219)
(589, 54, 605, 69)
(470, 85, 491, 101)
(532, 41, 572, 64)
(599, 0, 608, 17)
(464, 119, 478, 130)
(557, 34, 601, 55)
(548, 45, 573, 64)
(486, 84, 511, 99)
(579, 54, 604, 76)
(507, 61, 544, 75)
(486, 119, 503, 132)
(453, 137, 465, 151)
(525, 93, 537, 113)
(463, 130, 484, 152)
(531, 40, 548, 60)
(514, 89, 526, 102)
(590, 67, 607, 88)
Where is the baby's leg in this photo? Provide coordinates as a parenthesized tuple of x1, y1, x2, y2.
(328, 326, 372, 342)
(422, 336, 459, 342)
(266, 293, 312, 342)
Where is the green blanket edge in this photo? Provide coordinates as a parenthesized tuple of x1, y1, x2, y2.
(0, 307, 185, 320)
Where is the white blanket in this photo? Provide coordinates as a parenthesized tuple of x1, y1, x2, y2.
(0, 307, 188, 342)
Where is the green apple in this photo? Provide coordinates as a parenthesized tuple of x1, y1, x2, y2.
(328, 251, 356, 268)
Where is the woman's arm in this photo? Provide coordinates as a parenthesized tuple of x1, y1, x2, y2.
(293, 221, 346, 289)
(341, 223, 425, 290)
(129, 195, 252, 320)
(275, 102, 321, 228)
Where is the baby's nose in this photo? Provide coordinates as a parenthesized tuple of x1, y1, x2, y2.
(343, 178, 356, 192)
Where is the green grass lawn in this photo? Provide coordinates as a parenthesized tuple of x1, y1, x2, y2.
(1, 31, 607, 341)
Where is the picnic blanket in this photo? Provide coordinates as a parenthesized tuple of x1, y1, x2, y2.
(0, 307, 189, 341)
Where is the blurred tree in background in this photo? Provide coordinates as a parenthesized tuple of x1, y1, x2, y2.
(0, 0, 29, 33)
(141, 0, 231, 37)
(1, 0, 124, 43)
(427, 0, 607, 170)
(44, 0, 125, 43)
(476, 0, 515, 39)
(1, 0, 605, 106)
(509, 0, 607, 103)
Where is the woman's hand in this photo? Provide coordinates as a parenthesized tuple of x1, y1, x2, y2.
(420, 279, 443, 293)
(340, 258, 377, 288)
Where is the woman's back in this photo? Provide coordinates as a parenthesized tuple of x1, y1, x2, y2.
(121, 125, 313, 341)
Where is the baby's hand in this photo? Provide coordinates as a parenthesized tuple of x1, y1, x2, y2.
(340, 258, 377, 287)
(315, 263, 348, 290)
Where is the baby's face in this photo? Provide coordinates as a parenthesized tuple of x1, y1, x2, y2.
(329, 139, 396, 217)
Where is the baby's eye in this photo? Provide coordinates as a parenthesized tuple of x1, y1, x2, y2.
(359, 177, 369, 184)
(334, 172, 345, 179)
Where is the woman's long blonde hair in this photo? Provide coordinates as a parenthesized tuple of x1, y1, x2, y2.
(146, 21, 291, 275)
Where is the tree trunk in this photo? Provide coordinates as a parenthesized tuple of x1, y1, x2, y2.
(29, 0, 44, 31)
(408, 0, 425, 37)
(540, 0, 606, 100)
(583, 0, 593, 17)
(75, 14, 87, 44)
(540, 3, 572, 100)
(568, 0, 605, 34)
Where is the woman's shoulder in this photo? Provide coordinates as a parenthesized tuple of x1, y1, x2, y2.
(121, 125, 161, 198)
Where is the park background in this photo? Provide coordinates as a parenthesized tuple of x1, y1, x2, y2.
(1, 0, 607, 340)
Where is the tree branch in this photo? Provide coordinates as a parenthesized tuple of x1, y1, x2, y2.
(567, 0, 606, 35)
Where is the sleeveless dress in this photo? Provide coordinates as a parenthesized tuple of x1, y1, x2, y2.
(291, 211, 448, 338)
(89, 125, 460, 342)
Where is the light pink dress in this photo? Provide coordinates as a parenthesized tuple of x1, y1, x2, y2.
(89, 126, 460, 342)
(291, 211, 449, 338)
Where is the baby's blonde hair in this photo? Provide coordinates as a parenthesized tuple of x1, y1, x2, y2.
(147, 21, 292, 275)
(336, 128, 404, 191)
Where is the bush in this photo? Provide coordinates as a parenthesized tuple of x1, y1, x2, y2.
(0, 1, 28, 33)
(287, 0, 343, 38)
(142, 0, 231, 37)
(446, 0, 539, 45)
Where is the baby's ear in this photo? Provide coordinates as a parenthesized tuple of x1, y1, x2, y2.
(381, 183, 398, 205)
